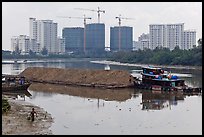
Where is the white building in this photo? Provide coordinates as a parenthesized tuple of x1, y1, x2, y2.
(183, 30, 196, 50)
(149, 24, 166, 50)
(11, 36, 19, 52)
(139, 33, 150, 50)
(166, 23, 184, 50)
(149, 23, 195, 50)
(29, 18, 58, 54)
(11, 35, 30, 54)
(133, 41, 140, 51)
(11, 35, 40, 54)
(57, 37, 65, 54)
(29, 39, 40, 53)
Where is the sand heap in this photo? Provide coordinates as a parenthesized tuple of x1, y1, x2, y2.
(20, 67, 134, 88)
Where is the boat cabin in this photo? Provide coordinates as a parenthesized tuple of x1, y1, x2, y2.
(142, 66, 164, 75)
(141, 66, 185, 88)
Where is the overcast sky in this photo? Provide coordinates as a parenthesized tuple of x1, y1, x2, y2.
(2, 2, 202, 50)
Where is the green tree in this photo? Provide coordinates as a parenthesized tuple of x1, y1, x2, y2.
(41, 47, 48, 55)
(29, 50, 36, 56)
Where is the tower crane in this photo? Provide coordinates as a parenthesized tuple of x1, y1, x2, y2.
(115, 14, 134, 51)
(75, 7, 105, 23)
(57, 15, 92, 53)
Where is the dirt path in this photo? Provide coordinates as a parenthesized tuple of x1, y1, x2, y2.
(2, 95, 53, 135)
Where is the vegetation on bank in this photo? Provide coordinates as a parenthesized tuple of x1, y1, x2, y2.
(2, 98, 11, 114)
(109, 45, 202, 66)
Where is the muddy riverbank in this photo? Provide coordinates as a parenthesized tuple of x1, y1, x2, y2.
(2, 95, 53, 135)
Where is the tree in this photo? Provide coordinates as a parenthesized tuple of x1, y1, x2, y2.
(29, 50, 36, 56)
(12, 46, 21, 55)
(198, 38, 202, 47)
(41, 47, 48, 55)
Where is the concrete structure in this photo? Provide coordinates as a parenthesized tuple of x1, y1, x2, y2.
(138, 33, 150, 41)
(11, 35, 40, 54)
(138, 33, 150, 50)
(62, 27, 84, 53)
(149, 23, 194, 50)
(133, 41, 139, 51)
(149, 24, 166, 50)
(110, 26, 133, 51)
(183, 30, 196, 50)
(29, 18, 58, 54)
(11, 36, 19, 52)
(11, 35, 30, 54)
(57, 37, 66, 54)
(29, 39, 40, 53)
(85, 23, 105, 53)
(166, 23, 184, 50)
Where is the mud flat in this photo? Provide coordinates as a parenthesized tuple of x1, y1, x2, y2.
(2, 95, 53, 135)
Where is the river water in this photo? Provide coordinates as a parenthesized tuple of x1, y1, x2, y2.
(2, 58, 202, 135)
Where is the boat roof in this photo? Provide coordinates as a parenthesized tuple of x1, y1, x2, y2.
(152, 78, 184, 82)
(141, 73, 157, 76)
(142, 66, 162, 70)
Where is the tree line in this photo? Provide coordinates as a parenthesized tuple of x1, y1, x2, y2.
(109, 44, 202, 66)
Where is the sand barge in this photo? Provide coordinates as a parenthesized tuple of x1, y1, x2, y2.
(19, 67, 134, 88)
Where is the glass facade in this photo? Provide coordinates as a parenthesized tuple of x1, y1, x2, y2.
(62, 27, 84, 53)
(85, 23, 105, 53)
(110, 26, 133, 51)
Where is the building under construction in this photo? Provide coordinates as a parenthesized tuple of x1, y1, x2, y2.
(62, 27, 84, 53)
(62, 23, 105, 54)
(110, 26, 133, 52)
(85, 23, 105, 54)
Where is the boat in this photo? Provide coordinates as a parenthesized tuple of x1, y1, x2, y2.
(2, 74, 31, 92)
(2, 83, 31, 92)
(132, 66, 202, 93)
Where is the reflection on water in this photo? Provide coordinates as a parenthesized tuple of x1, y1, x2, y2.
(28, 83, 133, 102)
(141, 91, 184, 110)
(28, 83, 201, 111)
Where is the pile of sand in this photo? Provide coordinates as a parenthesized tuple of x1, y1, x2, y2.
(20, 67, 134, 88)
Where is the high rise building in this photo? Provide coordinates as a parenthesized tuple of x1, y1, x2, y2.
(149, 24, 166, 50)
(11, 36, 19, 52)
(62, 27, 84, 53)
(138, 33, 150, 50)
(183, 30, 196, 50)
(57, 37, 66, 54)
(29, 18, 58, 53)
(29, 39, 40, 53)
(149, 23, 187, 50)
(166, 23, 184, 50)
(110, 26, 133, 51)
(85, 23, 105, 53)
(11, 35, 30, 54)
(11, 35, 39, 54)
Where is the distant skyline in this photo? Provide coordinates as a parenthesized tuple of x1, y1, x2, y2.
(2, 2, 202, 51)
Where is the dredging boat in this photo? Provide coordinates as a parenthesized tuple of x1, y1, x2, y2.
(132, 66, 202, 94)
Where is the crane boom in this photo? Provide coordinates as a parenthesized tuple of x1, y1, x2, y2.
(115, 14, 134, 51)
(75, 7, 105, 23)
(57, 15, 91, 53)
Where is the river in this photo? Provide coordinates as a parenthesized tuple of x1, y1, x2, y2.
(2, 58, 202, 135)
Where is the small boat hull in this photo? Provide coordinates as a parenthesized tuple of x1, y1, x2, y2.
(2, 83, 31, 92)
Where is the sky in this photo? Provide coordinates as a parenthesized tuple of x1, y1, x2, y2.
(2, 2, 202, 51)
